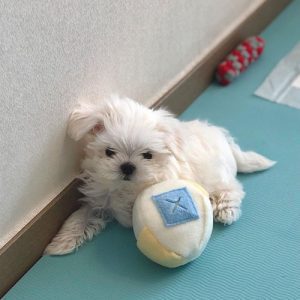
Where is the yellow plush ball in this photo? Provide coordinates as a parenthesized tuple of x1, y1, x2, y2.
(132, 180, 213, 268)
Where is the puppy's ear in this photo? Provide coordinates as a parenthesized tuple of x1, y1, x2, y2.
(159, 125, 183, 160)
(67, 104, 105, 141)
(155, 111, 183, 160)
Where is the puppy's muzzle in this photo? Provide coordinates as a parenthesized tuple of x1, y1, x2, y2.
(120, 162, 136, 180)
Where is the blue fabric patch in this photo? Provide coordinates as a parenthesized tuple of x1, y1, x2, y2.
(152, 187, 199, 227)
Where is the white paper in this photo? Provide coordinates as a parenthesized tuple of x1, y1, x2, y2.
(255, 42, 300, 109)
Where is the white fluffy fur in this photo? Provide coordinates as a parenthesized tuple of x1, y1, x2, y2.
(45, 95, 275, 255)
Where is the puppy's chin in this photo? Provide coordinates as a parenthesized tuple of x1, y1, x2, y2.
(117, 173, 156, 187)
(119, 175, 140, 184)
(123, 175, 131, 181)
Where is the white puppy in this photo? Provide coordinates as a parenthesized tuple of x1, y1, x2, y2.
(45, 95, 275, 255)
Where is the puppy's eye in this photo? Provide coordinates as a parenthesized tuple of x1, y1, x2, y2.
(105, 148, 116, 157)
(142, 152, 153, 159)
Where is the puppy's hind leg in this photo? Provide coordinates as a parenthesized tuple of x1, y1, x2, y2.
(209, 178, 245, 225)
(44, 204, 106, 255)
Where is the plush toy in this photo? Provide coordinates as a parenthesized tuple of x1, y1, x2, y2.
(216, 36, 265, 85)
(132, 180, 213, 268)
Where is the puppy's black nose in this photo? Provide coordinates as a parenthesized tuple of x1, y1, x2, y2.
(120, 162, 136, 176)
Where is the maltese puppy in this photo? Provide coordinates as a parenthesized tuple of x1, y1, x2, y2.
(45, 95, 275, 255)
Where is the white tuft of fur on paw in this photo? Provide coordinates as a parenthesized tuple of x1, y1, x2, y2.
(210, 190, 243, 225)
(44, 205, 105, 256)
(44, 233, 81, 256)
(213, 206, 241, 225)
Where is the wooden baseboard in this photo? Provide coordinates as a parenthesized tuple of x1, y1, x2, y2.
(0, 0, 291, 297)
(0, 180, 81, 297)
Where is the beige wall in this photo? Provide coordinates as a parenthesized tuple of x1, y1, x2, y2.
(0, 0, 263, 248)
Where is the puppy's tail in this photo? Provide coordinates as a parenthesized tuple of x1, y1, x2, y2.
(229, 140, 276, 173)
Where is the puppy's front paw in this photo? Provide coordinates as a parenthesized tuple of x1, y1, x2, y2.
(44, 205, 107, 256)
(44, 232, 81, 256)
(213, 206, 241, 225)
(210, 191, 242, 225)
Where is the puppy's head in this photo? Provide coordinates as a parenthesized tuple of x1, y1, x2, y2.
(68, 96, 175, 185)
